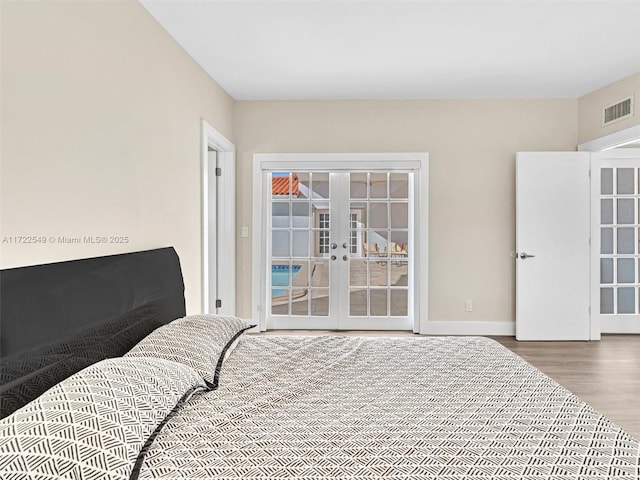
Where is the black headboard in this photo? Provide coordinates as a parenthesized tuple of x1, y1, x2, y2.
(0, 247, 186, 418)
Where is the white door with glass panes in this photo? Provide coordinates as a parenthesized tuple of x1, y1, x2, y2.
(598, 149, 640, 334)
(266, 169, 417, 330)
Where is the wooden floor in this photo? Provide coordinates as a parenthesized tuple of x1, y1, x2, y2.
(492, 335, 640, 440)
(259, 330, 640, 440)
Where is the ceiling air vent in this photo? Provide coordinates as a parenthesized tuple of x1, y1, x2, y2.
(603, 95, 634, 125)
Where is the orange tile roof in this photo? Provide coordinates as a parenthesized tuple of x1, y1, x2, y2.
(272, 174, 300, 196)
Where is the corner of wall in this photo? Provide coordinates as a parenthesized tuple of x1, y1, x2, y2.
(578, 72, 640, 145)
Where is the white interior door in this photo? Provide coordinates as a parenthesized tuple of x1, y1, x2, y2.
(266, 169, 414, 330)
(206, 150, 219, 313)
(202, 121, 236, 316)
(516, 152, 591, 340)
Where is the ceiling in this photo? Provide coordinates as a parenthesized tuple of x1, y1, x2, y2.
(139, 0, 640, 100)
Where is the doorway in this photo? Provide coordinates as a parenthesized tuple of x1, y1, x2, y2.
(252, 153, 429, 332)
(594, 149, 640, 333)
(201, 120, 236, 315)
(579, 123, 640, 335)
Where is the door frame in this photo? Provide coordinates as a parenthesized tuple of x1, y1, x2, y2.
(579, 123, 640, 336)
(201, 120, 236, 315)
(589, 149, 640, 334)
(252, 153, 429, 333)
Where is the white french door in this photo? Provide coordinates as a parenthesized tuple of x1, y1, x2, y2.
(596, 149, 640, 333)
(253, 154, 428, 331)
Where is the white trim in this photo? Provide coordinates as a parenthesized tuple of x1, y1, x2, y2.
(578, 123, 640, 152)
(252, 152, 429, 333)
(589, 153, 602, 340)
(601, 315, 640, 334)
(417, 157, 429, 334)
(201, 120, 236, 315)
(424, 321, 515, 336)
(252, 158, 268, 330)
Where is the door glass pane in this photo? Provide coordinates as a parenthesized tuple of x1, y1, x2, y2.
(349, 289, 367, 316)
(272, 231, 289, 257)
(272, 202, 289, 228)
(601, 199, 613, 224)
(617, 168, 634, 194)
(370, 173, 388, 198)
(601, 228, 613, 254)
(390, 202, 408, 228)
(370, 290, 388, 316)
(371, 230, 388, 256)
(391, 261, 408, 286)
(293, 261, 309, 288)
(297, 173, 310, 199)
(617, 287, 635, 313)
(292, 202, 310, 228)
(271, 289, 289, 315)
(312, 173, 330, 199)
(617, 258, 635, 283)
(601, 168, 613, 195)
(390, 173, 408, 199)
(600, 288, 614, 314)
(350, 173, 368, 199)
(617, 228, 635, 254)
(311, 260, 329, 287)
(272, 173, 293, 199)
(601, 258, 613, 284)
(311, 292, 329, 316)
(617, 199, 635, 224)
(350, 260, 367, 287)
(292, 231, 309, 257)
(390, 290, 408, 316)
(370, 261, 388, 287)
(370, 203, 388, 228)
(291, 290, 308, 315)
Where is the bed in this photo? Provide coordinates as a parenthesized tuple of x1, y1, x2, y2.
(0, 249, 638, 479)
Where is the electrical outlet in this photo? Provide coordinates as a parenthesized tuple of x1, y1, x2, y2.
(241, 226, 249, 238)
(465, 299, 473, 312)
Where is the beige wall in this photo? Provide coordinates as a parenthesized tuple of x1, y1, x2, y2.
(578, 72, 640, 144)
(0, 0, 234, 313)
(234, 100, 578, 323)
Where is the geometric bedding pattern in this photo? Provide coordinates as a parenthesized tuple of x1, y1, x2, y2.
(0, 357, 206, 480)
(137, 336, 640, 479)
(125, 314, 253, 388)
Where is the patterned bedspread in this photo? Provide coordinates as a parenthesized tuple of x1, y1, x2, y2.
(137, 336, 640, 479)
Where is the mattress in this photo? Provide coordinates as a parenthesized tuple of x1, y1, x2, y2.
(1, 318, 638, 479)
(140, 335, 639, 479)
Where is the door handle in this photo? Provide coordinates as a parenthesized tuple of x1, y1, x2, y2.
(342, 242, 348, 249)
(519, 252, 536, 259)
(331, 243, 337, 250)
(331, 255, 337, 261)
(342, 255, 348, 261)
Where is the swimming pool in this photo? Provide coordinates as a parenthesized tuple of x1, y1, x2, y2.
(271, 264, 302, 296)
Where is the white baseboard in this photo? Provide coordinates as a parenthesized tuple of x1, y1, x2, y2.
(249, 319, 516, 336)
(423, 321, 515, 336)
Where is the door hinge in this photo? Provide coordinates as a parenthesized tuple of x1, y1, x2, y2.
(215, 299, 222, 308)
(588, 169, 591, 178)
(215, 167, 222, 176)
